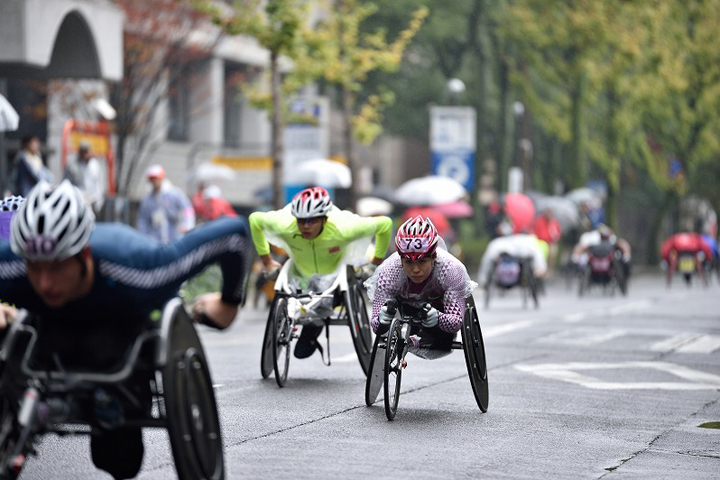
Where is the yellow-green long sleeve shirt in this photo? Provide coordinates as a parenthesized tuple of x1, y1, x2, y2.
(249, 207, 392, 279)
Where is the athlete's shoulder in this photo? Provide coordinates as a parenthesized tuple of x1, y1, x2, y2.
(89, 223, 158, 261)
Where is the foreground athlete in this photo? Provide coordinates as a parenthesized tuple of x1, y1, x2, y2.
(0, 180, 250, 479)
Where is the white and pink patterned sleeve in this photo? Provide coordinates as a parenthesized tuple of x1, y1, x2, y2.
(436, 252, 476, 333)
(365, 254, 403, 333)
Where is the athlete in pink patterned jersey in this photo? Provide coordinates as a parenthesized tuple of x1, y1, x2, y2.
(365, 216, 476, 347)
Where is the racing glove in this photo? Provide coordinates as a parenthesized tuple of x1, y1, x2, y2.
(422, 307, 439, 329)
(379, 305, 394, 326)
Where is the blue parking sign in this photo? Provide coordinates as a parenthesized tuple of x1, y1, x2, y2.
(431, 150, 475, 191)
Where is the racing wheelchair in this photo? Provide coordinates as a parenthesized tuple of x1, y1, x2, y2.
(578, 242, 627, 297)
(0, 298, 224, 480)
(260, 259, 373, 387)
(484, 253, 539, 309)
(666, 250, 708, 287)
(364, 297, 488, 421)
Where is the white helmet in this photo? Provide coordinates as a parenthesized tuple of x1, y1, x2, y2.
(10, 180, 95, 261)
(0, 195, 26, 211)
(291, 187, 332, 219)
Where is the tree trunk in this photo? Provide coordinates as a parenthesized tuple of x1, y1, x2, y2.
(647, 190, 676, 265)
(496, 55, 512, 194)
(569, 71, 587, 189)
(271, 51, 284, 209)
(342, 84, 357, 209)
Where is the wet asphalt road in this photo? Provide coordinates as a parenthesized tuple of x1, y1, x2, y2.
(19, 272, 720, 479)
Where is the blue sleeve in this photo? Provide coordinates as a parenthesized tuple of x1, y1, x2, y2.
(0, 241, 33, 306)
(95, 216, 251, 307)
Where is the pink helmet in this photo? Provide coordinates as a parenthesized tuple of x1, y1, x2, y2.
(395, 215, 440, 260)
(291, 187, 332, 218)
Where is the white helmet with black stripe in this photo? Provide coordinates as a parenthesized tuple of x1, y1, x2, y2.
(10, 180, 95, 261)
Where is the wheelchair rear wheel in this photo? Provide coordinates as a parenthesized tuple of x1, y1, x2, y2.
(260, 297, 279, 379)
(461, 298, 489, 412)
(383, 318, 403, 421)
(163, 311, 224, 480)
(345, 266, 373, 375)
(272, 297, 292, 387)
(364, 335, 384, 406)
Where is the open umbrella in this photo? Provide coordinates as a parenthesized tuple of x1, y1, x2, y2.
(396, 175, 466, 206)
(530, 194, 580, 231)
(504, 192, 535, 233)
(434, 200, 473, 219)
(565, 187, 603, 209)
(0, 94, 19, 132)
(293, 159, 352, 188)
(193, 162, 236, 184)
(356, 196, 393, 216)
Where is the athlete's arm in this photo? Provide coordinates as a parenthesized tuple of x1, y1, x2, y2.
(248, 210, 294, 257)
(337, 213, 392, 262)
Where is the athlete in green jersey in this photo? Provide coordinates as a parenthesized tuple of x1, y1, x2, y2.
(249, 187, 392, 358)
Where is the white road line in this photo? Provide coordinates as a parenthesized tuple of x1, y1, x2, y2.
(650, 333, 701, 352)
(484, 320, 537, 338)
(540, 329, 628, 346)
(677, 334, 720, 354)
(515, 361, 720, 390)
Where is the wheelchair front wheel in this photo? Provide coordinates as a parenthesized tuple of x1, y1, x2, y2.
(462, 298, 489, 412)
(364, 335, 384, 406)
(345, 266, 373, 376)
(163, 314, 224, 480)
(260, 297, 278, 379)
(383, 318, 403, 421)
(272, 297, 292, 387)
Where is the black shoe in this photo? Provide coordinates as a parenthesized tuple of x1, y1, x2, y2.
(91, 427, 144, 479)
(294, 324, 323, 359)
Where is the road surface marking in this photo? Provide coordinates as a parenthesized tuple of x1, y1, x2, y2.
(676, 334, 720, 354)
(539, 329, 628, 346)
(515, 361, 720, 390)
(650, 333, 702, 352)
(484, 320, 537, 338)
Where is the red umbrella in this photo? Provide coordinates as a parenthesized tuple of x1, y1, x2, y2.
(403, 207, 452, 239)
(504, 193, 535, 233)
(434, 200, 473, 219)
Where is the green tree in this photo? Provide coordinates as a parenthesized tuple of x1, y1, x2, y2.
(193, 0, 311, 208)
(307, 0, 427, 207)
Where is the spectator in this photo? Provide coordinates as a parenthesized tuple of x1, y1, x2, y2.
(191, 180, 210, 221)
(136, 165, 195, 244)
(64, 140, 105, 214)
(201, 185, 237, 221)
(533, 208, 562, 275)
(9, 135, 53, 196)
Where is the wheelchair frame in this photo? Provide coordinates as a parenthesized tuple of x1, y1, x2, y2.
(364, 297, 489, 421)
(260, 259, 373, 387)
(0, 298, 224, 480)
(484, 255, 539, 310)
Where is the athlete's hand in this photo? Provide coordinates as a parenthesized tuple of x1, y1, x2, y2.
(192, 292, 237, 329)
(422, 307, 439, 329)
(379, 305, 394, 326)
(261, 255, 282, 275)
(0, 304, 17, 331)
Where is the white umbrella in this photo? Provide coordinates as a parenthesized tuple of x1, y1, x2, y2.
(193, 162, 236, 184)
(293, 159, 352, 188)
(565, 187, 603, 209)
(0, 94, 19, 132)
(356, 196, 393, 216)
(395, 175, 467, 206)
(532, 194, 580, 231)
